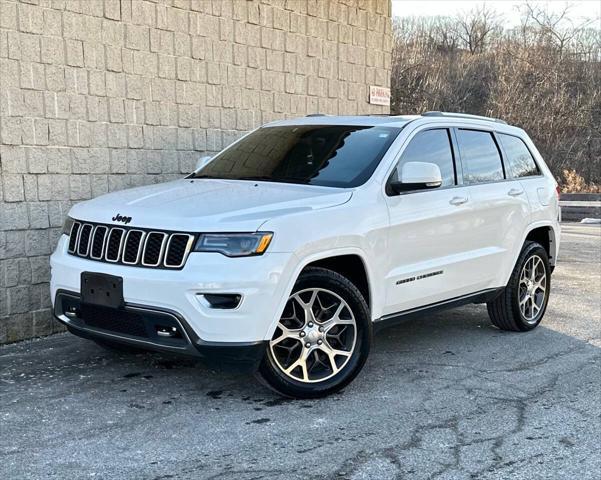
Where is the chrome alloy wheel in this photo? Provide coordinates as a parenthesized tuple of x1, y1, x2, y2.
(518, 255, 547, 323)
(269, 288, 357, 383)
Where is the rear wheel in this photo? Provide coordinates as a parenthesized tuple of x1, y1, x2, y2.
(257, 267, 372, 398)
(487, 241, 551, 331)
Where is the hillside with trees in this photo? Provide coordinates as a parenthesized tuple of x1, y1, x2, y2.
(391, 3, 600, 191)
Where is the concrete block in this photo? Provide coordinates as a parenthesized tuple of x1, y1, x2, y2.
(104, 0, 121, 21)
(28, 204, 50, 229)
(30, 256, 50, 284)
(25, 229, 51, 257)
(23, 175, 38, 202)
(126, 24, 149, 51)
(107, 123, 127, 148)
(32, 309, 54, 337)
(108, 98, 125, 122)
(2, 175, 25, 202)
(41, 36, 65, 64)
(90, 174, 109, 197)
(1, 146, 27, 173)
(65, 39, 84, 67)
(1, 117, 22, 147)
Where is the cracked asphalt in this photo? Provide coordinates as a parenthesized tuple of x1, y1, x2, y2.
(1, 223, 600, 480)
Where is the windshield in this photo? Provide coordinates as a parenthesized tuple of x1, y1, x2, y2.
(190, 125, 402, 188)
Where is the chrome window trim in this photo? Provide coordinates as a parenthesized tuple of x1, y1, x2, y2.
(122, 229, 146, 265)
(105, 227, 126, 263)
(163, 234, 195, 268)
(141, 232, 168, 267)
(90, 225, 108, 260)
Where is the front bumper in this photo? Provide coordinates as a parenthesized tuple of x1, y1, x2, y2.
(54, 290, 267, 370)
(50, 235, 298, 347)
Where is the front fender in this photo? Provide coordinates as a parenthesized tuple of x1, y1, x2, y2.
(263, 246, 380, 341)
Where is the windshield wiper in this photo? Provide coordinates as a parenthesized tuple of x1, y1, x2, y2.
(236, 176, 310, 185)
(190, 174, 216, 179)
(237, 176, 275, 181)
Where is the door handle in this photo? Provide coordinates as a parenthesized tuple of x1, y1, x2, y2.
(449, 196, 468, 206)
(508, 188, 524, 196)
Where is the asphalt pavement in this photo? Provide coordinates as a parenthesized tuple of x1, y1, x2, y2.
(1, 223, 600, 480)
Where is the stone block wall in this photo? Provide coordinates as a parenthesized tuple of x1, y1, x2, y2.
(0, 0, 392, 344)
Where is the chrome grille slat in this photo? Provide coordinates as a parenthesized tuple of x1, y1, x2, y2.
(142, 232, 167, 267)
(122, 230, 146, 265)
(105, 228, 125, 263)
(90, 226, 108, 260)
(66, 222, 194, 269)
(164, 234, 195, 268)
(77, 224, 93, 257)
(68, 222, 81, 253)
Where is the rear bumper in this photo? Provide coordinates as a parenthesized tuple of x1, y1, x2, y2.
(54, 290, 267, 372)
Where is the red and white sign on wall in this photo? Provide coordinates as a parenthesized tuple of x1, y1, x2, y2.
(369, 86, 391, 106)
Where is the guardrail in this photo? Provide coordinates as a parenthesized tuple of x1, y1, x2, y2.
(560, 193, 601, 222)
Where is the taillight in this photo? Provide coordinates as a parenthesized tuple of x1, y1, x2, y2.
(555, 185, 561, 198)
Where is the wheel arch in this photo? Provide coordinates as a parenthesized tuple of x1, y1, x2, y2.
(265, 248, 377, 341)
(523, 223, 558, 267)
(302, 254, 371, 309)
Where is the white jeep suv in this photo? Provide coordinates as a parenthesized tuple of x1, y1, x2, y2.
(51, 112, 560, 398)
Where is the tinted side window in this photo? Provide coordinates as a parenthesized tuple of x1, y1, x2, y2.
(498, 134, 539, 178)
(396, 129, 456, 187)
(456, 129, 504, 184)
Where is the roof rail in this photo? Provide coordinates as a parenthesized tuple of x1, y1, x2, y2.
(422, 111, 507, 125)
(306, 113, 328, 117)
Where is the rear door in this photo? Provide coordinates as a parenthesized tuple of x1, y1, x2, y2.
(454, 128, 531, 288)
(383, 128, 479, 315)
(497, 132, 550, 224)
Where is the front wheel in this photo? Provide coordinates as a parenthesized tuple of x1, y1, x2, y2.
(257, 267, 372, 398)
(487, 241, 551, 331)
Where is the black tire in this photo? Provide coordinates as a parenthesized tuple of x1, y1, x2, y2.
(93, 338, 148, 354)
(256, 267, 372, 398)
(487, 241, 551, 331)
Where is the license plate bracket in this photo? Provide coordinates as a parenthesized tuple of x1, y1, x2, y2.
(81, 272, 124, 309)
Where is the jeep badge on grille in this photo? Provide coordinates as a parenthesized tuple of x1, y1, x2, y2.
(112, 214, 132, 225)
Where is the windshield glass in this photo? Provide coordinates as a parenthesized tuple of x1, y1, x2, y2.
(190, 125, 402, 188)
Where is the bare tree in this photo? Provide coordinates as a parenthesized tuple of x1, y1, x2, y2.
(390, 1, 601, 191)
(455, 4, 502, 54)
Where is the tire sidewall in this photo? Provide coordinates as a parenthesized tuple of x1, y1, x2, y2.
(259, 268, 372, 398)
(510, 243, 551, 330)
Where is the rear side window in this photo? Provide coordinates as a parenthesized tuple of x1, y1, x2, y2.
(396, 129, 456, 187)
(456, 129, 504, 184)
(498, 134, 540, 178)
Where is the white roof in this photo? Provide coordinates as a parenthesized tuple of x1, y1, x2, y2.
(263, 113, 524, 135)
(265, 115, 419, 128)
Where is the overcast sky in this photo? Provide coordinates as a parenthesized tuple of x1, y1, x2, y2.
(391, 1, 601, 26)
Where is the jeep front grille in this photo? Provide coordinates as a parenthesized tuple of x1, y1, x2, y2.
(67, 221, 195, 269)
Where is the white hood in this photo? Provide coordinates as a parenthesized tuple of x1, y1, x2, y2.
(69, 179, 352, 231)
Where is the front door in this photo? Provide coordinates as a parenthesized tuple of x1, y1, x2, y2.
(383, 128, 481, 316)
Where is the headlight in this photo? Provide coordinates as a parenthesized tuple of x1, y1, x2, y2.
(193, 232, 273, 257)
(62, 217, 75, 236)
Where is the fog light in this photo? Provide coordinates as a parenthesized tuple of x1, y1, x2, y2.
(202, 294, 242, 309)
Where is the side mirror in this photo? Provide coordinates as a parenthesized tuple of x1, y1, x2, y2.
(389, 162, 443, 195)
(195, 155, 212, 172)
